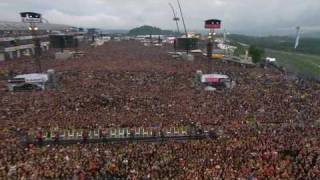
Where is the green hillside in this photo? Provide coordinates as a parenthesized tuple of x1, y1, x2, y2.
(229, 34, 320, 56)
(228, 34, 320, 80)
(266, 50, 320, 80)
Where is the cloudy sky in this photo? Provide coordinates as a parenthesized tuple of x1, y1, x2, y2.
(0, 0, 319, 35)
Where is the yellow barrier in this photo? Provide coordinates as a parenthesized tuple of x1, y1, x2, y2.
(212, 54, 224, 59)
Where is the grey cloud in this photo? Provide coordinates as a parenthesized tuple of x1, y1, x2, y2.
(0, 0, 319, 35)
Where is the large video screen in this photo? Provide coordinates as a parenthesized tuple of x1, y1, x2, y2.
(176, 38, 199, 51)
(49, 35, 77, 49)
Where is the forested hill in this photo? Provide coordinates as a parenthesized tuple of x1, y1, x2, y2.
(229, 34, 320, 56)
(128, 25, 176, 36)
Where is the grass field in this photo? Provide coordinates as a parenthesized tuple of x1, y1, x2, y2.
(266, 49, 320, 79)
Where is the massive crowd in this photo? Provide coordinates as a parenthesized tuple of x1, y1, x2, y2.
(0, 41, 319, 179)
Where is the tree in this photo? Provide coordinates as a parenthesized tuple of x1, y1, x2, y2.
(249, 45, 265, 63)
(234, 43, 246, 56)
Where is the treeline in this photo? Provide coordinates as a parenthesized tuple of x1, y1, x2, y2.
(128, 25, 177, 36)
(229, 34, 320, 55)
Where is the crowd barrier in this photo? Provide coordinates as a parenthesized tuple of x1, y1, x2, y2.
(22, 126, 214, 145)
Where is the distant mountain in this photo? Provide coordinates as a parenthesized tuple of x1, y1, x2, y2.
(128, 25, 176, 36)
(303, 31, 320, 38)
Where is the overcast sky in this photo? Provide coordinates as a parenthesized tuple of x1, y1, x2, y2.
(0, 0, 319, 35)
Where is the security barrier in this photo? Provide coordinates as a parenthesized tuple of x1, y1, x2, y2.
(22, 126, 211, 146)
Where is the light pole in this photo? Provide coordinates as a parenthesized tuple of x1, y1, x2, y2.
(30, 24, 42, 72)
(176, 0, 188, 38)
(20, 12, 43, 72)
(205, 19, 222, 73)
(176, 0, 189, 53)
(294, 26, 301, 50)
